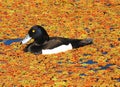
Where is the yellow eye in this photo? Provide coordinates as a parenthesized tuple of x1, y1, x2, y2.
(32, 30, 35, 33)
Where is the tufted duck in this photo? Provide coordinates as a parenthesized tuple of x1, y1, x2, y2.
(21, 25, 93, 54)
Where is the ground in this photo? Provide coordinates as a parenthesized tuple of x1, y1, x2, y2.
(0, 0, 120, 87)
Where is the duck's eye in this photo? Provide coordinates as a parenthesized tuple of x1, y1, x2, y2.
(32, 30, 35, 33)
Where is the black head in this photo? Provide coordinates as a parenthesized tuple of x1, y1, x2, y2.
(29, 25, 49, 39)
(21, 25, 49, 44)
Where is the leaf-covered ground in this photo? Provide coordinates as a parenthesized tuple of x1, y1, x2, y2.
(0, 0, 120, 87)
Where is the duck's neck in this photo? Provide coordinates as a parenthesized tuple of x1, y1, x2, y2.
(35, 37, 49, 45)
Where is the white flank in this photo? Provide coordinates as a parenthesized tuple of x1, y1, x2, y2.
(21, 34, 31, 44)
(42, 43, 72, 54)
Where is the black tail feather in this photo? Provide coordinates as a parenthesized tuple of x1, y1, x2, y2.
(71, 38, 93, 48)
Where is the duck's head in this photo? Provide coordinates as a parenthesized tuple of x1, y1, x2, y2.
(21, 25, 49, 44)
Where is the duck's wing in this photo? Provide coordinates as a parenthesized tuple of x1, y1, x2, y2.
(42, 37, 93, 49)
(42, 37, 70, 49)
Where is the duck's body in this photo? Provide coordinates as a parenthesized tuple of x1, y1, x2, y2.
(21, 25, 93, 54)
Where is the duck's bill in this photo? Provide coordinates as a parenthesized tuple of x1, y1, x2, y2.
(21, 34, 31, 44)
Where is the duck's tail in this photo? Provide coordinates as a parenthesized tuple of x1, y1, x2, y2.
(71, 38, 93, 48)
(79, 38, 93, 46)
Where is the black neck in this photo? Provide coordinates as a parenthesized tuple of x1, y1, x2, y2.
(35, 36, 49, 45)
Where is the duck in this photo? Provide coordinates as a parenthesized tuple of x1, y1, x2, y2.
(21, 25, 93, 54)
